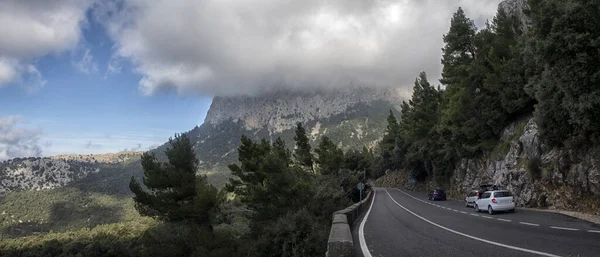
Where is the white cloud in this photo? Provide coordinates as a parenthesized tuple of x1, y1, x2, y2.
(73, 48, 98, 74)
(95, 0, 502, 96)
(104, 55, 125, 78)
(0, 115, 44, 161)
(0, 0, 92, 88)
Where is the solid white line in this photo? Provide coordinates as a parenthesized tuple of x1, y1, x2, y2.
(519, 222, 540, 227)
(588, 230, 600, 233)
(550, 226, 579, 231)
(497, 218, 512, 222)
(359, 189, 376, 257)
(388, 189, 562, 257)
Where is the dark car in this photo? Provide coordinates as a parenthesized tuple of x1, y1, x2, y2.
(428, 189, 447, 201)
(475, 184, 502, 199)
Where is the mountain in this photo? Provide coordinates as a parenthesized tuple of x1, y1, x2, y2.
(0, 86, 403, 237)
(154, 86, 404, 187)
(0, 151, 142, 194)
(0, 152, 145, 237)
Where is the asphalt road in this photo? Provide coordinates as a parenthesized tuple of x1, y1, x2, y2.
(356, 187, 600, 257)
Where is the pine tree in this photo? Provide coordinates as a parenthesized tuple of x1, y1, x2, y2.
(129, 134, 218, 227)
(315, 136, 344, 175)
(440, 7, 477, 86)
(293, 122, 313, 169)
(526, 0, 600, 146)
(398, 72, 443, 181)
(378, 110, 400, 173)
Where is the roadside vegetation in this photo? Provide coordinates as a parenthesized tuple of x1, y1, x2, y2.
(1, 126, 371, 257)
(376, 0, 600, 187)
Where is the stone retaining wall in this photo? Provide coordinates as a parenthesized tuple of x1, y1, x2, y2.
(325, 190, 373, 257)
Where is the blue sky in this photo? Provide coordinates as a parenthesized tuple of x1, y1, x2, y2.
(0, 3, 212, 158)
(0, 0, 500, 160)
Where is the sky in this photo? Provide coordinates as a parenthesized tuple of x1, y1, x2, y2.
(0, 0, 502, 160)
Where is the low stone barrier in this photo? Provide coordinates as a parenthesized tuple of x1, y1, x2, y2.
(326, 190, 373, 257)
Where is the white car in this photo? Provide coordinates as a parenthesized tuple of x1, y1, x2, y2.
(474, 190, 515, 214)
(464, 190, 480, 207)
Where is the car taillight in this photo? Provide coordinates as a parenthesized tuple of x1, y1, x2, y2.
(491, 198, 497, 204)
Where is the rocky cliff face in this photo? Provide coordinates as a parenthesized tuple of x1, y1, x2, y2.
(451, 118, 600, 211)
(499, 0, 530, 34)
(204, 87, 403, 133)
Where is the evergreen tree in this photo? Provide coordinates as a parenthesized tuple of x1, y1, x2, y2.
(440, 7, 477, 86)
(226, 135, 346, 257)
(129, 134, 218, 227)
(400, 72, 442, 181)
(315, 136, 344, 175)
(526, 0, 600, 146)
(293, 122, 313, 169)
(378, 110, 400, 173)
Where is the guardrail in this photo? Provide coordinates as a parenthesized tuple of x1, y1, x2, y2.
(326, 190, 373, 257)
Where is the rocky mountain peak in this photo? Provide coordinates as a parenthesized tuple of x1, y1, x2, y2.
(204, 86, 404, 133)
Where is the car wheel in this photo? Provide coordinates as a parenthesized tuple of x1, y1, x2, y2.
(474, 204, 480, 212)
(488, 205, 494, 215)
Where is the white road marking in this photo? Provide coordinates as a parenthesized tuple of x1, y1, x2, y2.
(519, 222, 540, 227)
(588, 230, 600, 233)
(550, 226, 579, 231)
(460, 211, 467, 214)
(359, 189, 376, 257)
(471, 214, 479, 217)
(387, 189, 562, 257)
(497, 218, 512, 222)
(453, 209, 459, 212)
(481, 216, 493, 219)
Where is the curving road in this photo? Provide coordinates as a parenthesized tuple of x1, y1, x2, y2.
(355, 187, 600, 257)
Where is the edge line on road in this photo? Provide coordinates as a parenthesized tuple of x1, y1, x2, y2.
(358, 188, 377, 257)
(387, 189, 562, 257)
(550, 226, 579, 231)
(519, 222, 540, 227)
(588, 230, 600, 233)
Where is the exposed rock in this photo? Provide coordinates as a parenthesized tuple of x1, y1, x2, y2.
(0, 152, 141, 193)
(204, 87, 403, 132)
(499, 0, 531, 34)
(519, 119, 540, 158)
(450, 117, 600, 210)
(0, 158, 99, 193)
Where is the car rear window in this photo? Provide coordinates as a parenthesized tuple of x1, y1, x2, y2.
(494, 191, 512, 197)
(482, 192, 491, 198)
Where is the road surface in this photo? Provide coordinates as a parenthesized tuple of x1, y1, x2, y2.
(356, 187, 600, 257)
